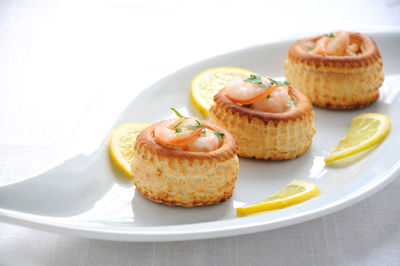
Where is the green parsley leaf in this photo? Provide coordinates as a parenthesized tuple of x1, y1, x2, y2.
(185, 120, 205, 131)
(185, 125, 199, 130)
(325, 33, 335, 38)
(170, 108, 187, 118)
(213, 131, 224, 138)
(244, 74, 262, 84)
(266, 94, 271, 99)
(243, 103, 252, 108)
(268, 78, 290, 86)
(173, 120, 184, 133)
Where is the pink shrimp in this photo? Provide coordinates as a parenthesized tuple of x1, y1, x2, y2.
(313, 31, 351, 56)
(225, 80, 270, 104)
(252, 86, 291, 113)
(154, 118, 202, 146)
(154, 118, 221, 152)
(325, 30, 350, 56)
(186, 128, 220, 152)
(313, 36, 329, 55)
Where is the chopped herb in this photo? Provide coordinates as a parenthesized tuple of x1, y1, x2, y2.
(268, 78, 290, 86)
(185, 120, 206, 136)
(244, 74, 263, 84)
(244, 75, 272, 88)
(290, 100, 297, 107)
(185, 125, 200, 130)
(213, 131, 224, 138)
(266, 94, 271, 99)
(174, 120, 183, 128)
(170, 108, 187, 118)
(173, 120, 184, 133)
(243, 103, 252, 108)
(325, 33, 335, 38)
(269, 78, 279, 85)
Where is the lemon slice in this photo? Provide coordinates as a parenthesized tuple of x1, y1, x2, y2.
(109, 123, 150, 178)
(190, 67, 254, 118)
(324, 113, 390, 164)
(236, 179, 320, 217)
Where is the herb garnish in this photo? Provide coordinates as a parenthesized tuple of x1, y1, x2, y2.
(170, 108, 208, 137)
(213, 131, 224, 138)
(185, 120, 206, 136)
(266, 94, 271, 99)
(170, 108, 187, 118)
(325, 33, 335, 38)
(269, 78, 291, 86)
(244, 74, 290, 88)
(243, 103, 252, 108)
(174, 120, 183, 133)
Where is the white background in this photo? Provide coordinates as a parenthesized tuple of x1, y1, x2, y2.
(1, 0, 400, 265)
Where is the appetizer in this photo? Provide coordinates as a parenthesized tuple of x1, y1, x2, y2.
(209, 75, 316, 160)
(285, 30, 384, 109)
(131, 109, 239, 207)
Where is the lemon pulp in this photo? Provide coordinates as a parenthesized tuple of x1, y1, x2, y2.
(109, 123, 150, 178)
(325, 113, 390, 164)
(190, 67, 254, 118)
(237, 179, 320, 217)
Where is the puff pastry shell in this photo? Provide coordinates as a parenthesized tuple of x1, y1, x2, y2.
(284, 32, 384, 109)
(131, 120, 238, 207)
(209, 86, 315, 160)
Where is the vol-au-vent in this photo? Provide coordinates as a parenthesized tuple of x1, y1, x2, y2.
(209, 75, 316, 160)
(285, 31, 384, 109)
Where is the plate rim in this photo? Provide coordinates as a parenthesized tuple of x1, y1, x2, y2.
(1, 29, 400, 242)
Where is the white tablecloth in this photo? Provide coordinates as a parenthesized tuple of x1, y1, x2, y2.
(1, 0, 400, 265)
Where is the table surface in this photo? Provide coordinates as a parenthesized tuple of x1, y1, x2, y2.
(1, 0, 400, 265)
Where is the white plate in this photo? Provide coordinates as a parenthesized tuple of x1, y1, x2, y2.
(1, 31, 400, 242)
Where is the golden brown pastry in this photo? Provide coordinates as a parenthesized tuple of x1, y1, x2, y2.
(131, 114, 238, 207)
(209, 75, 315, 160)
(285, 31, 384, 109)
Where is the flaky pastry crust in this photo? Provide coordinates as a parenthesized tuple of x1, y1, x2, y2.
(284, 32, 384, 109)
(209, 86, 315, 160)
(131, 120, 238, 207)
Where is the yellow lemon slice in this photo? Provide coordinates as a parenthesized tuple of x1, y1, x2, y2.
(190, 67, 254, 118)
(109, 123, 150, 178)
(237, 179, 320, 217)
(324, 113, 390, 164)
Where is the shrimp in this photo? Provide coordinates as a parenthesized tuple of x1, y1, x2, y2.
(154, 118, 221, 152)
(186, 128, 220, 152)
(154, 118, 202, 146)
(252, 86, 291, 113)
(225, 80, 269, 104)
(313, 36, 329, 55)
(325, 31, 350, 56)
(313, 31, 350, 56)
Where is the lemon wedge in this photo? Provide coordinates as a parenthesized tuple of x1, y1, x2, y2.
(324, 113, 390, 164)
(190, 67, 254, 118)
(236, 179, 320, 217)
(109, 123, 150, 178)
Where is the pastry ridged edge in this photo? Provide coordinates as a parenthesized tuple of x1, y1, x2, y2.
(285, 32, 384, 109)
(209, 86, 316, 160)
(287, 32, 382, 70)
(131, 120, 239, 207)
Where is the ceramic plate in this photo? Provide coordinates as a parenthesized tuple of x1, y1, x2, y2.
(1, 31, 400, 242)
